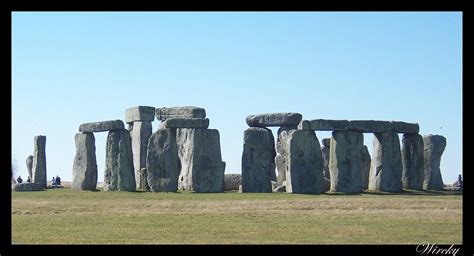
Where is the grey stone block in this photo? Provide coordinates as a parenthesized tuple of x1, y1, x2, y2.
(246, 113, 302, 127)
(79, 120, 124, 133)
(125, 106, 155, 123)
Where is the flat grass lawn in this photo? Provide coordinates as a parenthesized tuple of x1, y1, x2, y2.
(12, 188, 462, 244)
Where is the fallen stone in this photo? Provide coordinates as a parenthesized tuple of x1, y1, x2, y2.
(241, 127, 276, 192)
(146, 128, 180, 192)
(329, 131, 364, 193)
(104, 129, 136, 192)
(361, 145, 371, 190)
(156, 106, 206, 121)
(79, 120, 124, 133)
(125, 106, 155, 123)
(423, 134, 446, 191)
(300, 119, 350, 131)
(391, 121, 420, 134)
(369, 132, 403, 192)
(72, 132, 98, 191)
(402, 133, 424, 190)
(349, 120, 392, 133)
(130, 121, 152, 190)
(285, 130, 325, 194)
(224, 174, 242, 191)
(12, 183, 43, 191)
(246, 113, 302, 127)
(32, 135, 47, 188)
(26, 155, 33, 182)
(159, 118, 209, 129)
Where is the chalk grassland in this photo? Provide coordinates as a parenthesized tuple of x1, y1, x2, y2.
(12, 184, 462, 244)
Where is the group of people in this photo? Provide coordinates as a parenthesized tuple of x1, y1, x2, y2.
(15, 175, 61, 185)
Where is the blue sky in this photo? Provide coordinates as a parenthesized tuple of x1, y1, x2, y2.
(12, 12, 462, 183)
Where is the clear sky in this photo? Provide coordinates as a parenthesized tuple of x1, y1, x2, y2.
(12, 12, 462, 184)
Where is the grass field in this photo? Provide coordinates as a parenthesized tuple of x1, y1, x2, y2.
(11, 184, 462, 244)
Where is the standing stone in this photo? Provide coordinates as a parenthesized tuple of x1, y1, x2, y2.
(361, 145, 371, 190)
(130, 121, 152, 190)
(241, 127, 276, 192)
(246, 113, 302, 127)
(329, 131, 364, 193)
(72, 132, 98, 191)
(146, 128, 180, 192)
(402, 134, 424, 190)
(275, 126, 296, 184)
(104, 129, 136, 191)
(224, 174, 242, 191)
(369, 132, 403, 192)
(26, 155, 33, 182)
(320, 145, 331, 191)
(32, 135, 47, 188)
(285, 130, 325, 194)
(176, 128, 225, 192)
(423, 135, 446, 191)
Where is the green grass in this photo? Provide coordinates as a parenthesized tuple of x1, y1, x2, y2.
(12, 188, 462, 244)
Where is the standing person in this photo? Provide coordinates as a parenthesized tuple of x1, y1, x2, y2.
(55, 175, 61, 186)
(17, 176, 23, 184)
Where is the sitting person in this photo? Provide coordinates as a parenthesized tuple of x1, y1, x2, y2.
(17, 176, 23, 184)
(51, 177, 57, 185)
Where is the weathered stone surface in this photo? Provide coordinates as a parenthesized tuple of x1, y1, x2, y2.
(246, 113, 302, 127)
(146, 128, 180, 192)
(32, 135, 47, 188)
(72, 132, 98, 191)
(402, 134, 424, 190)
(321, 145, 331, 191)
(300, 119, 350, 131)
(285, 130, 325, 194)
(104, 129, 136, 192)
(322, 138, 331, 147)
(361, 145, 371, 190)
(156, 106, 206, 121)
(125, 106, 155, 123)
(391, 121, 420, 134)
(79, 120, 124, 133)
(329, 131, 364, 193)
(369, 132, 403, 192)
(130, 121, 152, 190)
(224, 174, 242, 191)
(138, 168, 149, 191)
(272, 181, 286, 192)
(159, 118, 209, 129)
(176, 128, 225, 192)
(241, 127, 276, 192)
(349, 120, 392, 133)
(26, 155, 33, 181)
(275, 126, 296, 184)
(423, 135, 446, 191)
(12, 183, 43, 192)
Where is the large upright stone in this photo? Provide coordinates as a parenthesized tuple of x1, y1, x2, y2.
(320, 144, 331, 191)
(32, 135, 47, 188)
(361, 145, 371, 190)
(130, 121, 152, 190)
(322, 138, 331, 147)
(275, 126, 296, 184)
(369, 132, 403, 192)
(79, 120, 124, 133)
(125, 106, 155, 123)
(329, 131, 364, 193)
(391, 121, 420, 134)
(156, 106, 206, 121)
(159, 118, 210, 129)
(72, 132, 98, 191)
(402, 134, 424, 190)
(246, 113, 302, 127)
(146, 128, 180, 192)
(423, 135, 446, 191)
(241, 127, 276, 192)
(104, 129, 136, 192)
(26, 155, 33, 181)
(224, 174, 242, 191)
(176, 128, 225, 192)
(349, 120, 392, 133)
(298, 119, 350, 131)
(285, 130, 325, 194)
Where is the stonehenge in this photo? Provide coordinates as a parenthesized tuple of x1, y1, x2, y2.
(423, 135, 447, 191)
(32, 135, 47, 188)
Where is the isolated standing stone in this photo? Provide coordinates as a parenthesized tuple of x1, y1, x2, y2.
(369, 132, 403, 192)
(32, 135, 47, 188)
(402, 134, 424, 190)
(26, 155, 33, 181)
(104, 129, 136, 191)
(125, 106, 155, 123)
(246, 113, 302, 127)
(275, 126, 296, 184)
(361, 145, 371, 190)
(156, 106, 206, 121)
(423, 135, 446, 191)
(146, 128, 180, 192)
(72, 132, 98, 191)
(79, 120, 124, 133)
(224, 174, 242, 191)
(285, 130, 325, 194)
(176, 128, 225, 192)
(241, 127, 276, 192)
(329, 131, 364, 193)
(130, 121, 152, 190)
